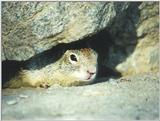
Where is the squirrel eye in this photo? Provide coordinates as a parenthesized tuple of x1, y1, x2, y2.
(70, 54, 77, 62)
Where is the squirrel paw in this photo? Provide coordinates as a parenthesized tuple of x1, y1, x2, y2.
(39, 82, 50, 89)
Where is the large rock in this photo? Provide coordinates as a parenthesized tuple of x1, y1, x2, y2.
(2, 2, 159, 76)
(2, 2, 130, 61)
(114, 2, 159, 75)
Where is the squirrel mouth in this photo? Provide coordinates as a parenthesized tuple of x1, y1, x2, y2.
(86, 71, 96, 81)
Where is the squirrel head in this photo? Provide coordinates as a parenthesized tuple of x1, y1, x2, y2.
(60, 48, 98, 82)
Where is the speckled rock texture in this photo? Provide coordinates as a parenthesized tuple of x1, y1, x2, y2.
(2, 2, 129, 61)
(2, 73, 159, 120)
(113, 2, 159, 76)
(2, 1, 159, 75)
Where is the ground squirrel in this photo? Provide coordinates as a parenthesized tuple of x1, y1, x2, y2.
(3, 48, 98, 88)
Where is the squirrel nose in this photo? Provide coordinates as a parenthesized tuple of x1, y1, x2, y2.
(87, 70, 95, 75)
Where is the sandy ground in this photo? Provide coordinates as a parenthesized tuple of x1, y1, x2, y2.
(2, 73, 159, 120)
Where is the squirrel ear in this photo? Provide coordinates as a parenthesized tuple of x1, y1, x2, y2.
(64, 50, 72, 57)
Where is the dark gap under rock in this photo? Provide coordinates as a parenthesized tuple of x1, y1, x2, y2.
(2, 28, 127, 87)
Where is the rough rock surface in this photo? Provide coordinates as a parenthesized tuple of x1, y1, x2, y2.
(2, 2, 159, 76)
(105, 2, 159, 76)
(2, 73, 159, 120)
(2, 2, 130, 61)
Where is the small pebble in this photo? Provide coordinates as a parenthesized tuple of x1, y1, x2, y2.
(119, 77, 131, 82)
(7, 100, 17, 105)
(19, 94, 28, 98)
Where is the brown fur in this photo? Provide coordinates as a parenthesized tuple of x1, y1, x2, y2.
(4, 48, 98, 88)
